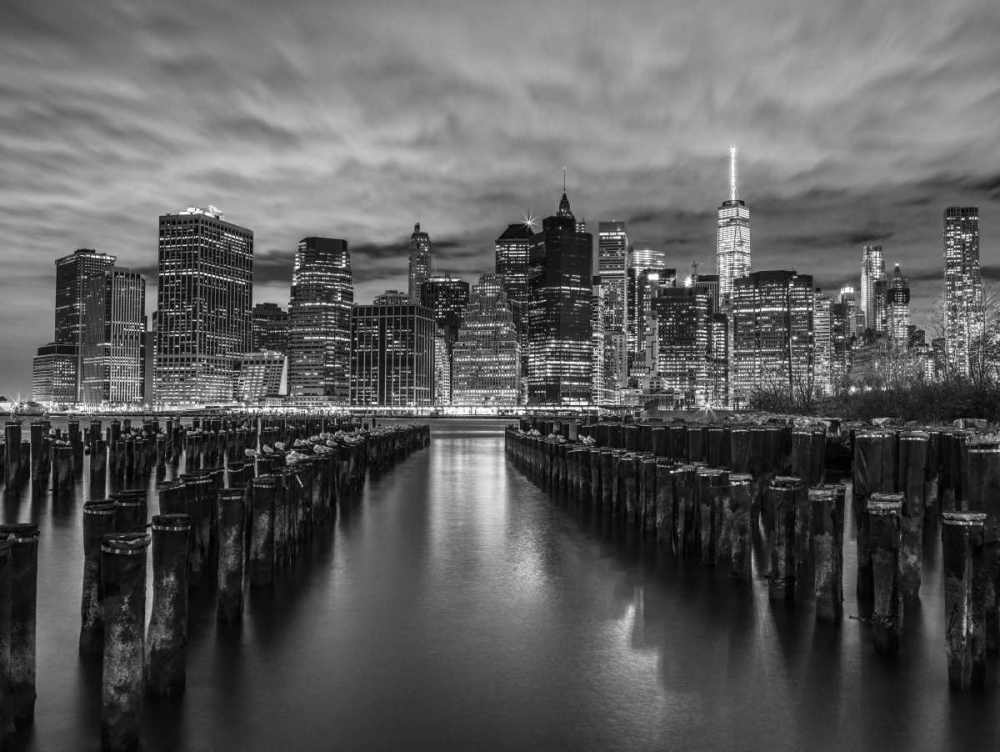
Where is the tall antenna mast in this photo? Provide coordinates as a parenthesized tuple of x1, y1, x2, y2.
(729, 145, 738, 202)
(563, 167, 567, 193)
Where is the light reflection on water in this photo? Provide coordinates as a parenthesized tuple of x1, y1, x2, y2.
(3, 419, 999, 751)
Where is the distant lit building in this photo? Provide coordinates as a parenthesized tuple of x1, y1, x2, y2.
(731, 271, 814, 406)
(628, 266, 670, 385)
(630, 244, 667, 272)
(287, 237, 353, 402)
(31, 343, 78, 404)
(420, 275, 470, 346)
(653, 287, 711, 408)
(252, 303, 290, 354)
(708, 312, 729, 407)
(944, 207, 984, 377)
(155, 206, 253, 405)
(495, 222, 534, 392)
(887, 264, 911, 348)
(860, 245, 885, 332)
(350, 302, 435, 407)
(54, 247, 117, 399)
(451, 274, 520, 405)
(236, 351, 285, 402)
(838, 286, 863, 338)
(528, 191, 593, 405)
(814, 290, 833, 396)
(598, 221, 629, 397)
(433, 330, 451, 406)
(80, 268, 146, 405)
(590, 278, 609, 404)
(831, 301, 851, 387)
(374, 290, 410, 305)
(716, 147, 751, 306)
(408, 223, 433, 303)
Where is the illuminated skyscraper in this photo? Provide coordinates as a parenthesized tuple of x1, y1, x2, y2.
(944, 207, 984, 376)
(598, 221, 629, 396)
(887, 265, 911, 347)
(451, 274, 520, 406)
(716, 147, 751, 305)
(528, 191, 593, 405)
(31, 343, 79, 404)
(860, 245, 886, 332)
(408, 223, 433, 303)
(350, 301, 435, 407)
(813, 290, 833, 396)
(252, 303, 290, 354)
(495, 222, 535, 392)
(838, 286, 863, 338)
(287, 237, 353, 402)
(731, 271, 814, 406)
(155, 207, 253, 405)
(81, 268, 146, 404)
(236, 352, 285, 402)
(653, 287, 711, 408)
(630, 245, 667, 272)
(420, 275, 470, 346)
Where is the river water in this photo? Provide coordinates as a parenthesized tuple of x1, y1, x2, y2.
(3, 419, 999, 751)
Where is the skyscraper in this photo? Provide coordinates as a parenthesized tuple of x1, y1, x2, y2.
(716, 147, 751, 305)
(80, 268, 146, 404)
(495, 222, 534, 395)
(52, 247, 117, 399)
(451, 274, 520, 406)
(408, 223, 433, 303)
(944, 207, 984, 376)
(287, 237, 353, 402)
(31, 344, 79, 404)
(653, 287, 711, 408)
(252, 302, 290, 354)
(350, 301, 435, 407)
(838, 286, 863, 338)
(528, 191, 593, 405)
(597, 221, 629, 397)
(155, 206, 253, 405)
(887, 264, 911, 347)
(731, 271, 814, 406)
(420, 275, 470, 346)
(813, 290, 833, 396)
(860, 245, 886, 332)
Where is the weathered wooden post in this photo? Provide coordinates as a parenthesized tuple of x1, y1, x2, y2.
(729, 474, 754, 580)
(869, 495, 903, 656)
(794, 473, 815, 602)
(101, 532, 150, 751)
(249, 476, 277, 587)
(0, 540, 12, 740)
(655, 460, 675, 546)
(854, 431, 889, 612)
(811, 485, 845, 622)
(675, 465, 697, 555)
(942, 512, 986, 691)
(80, 501, 117, 654)
(146, 515, 191, 697)
(966, 439, 1000, 652)
(0, 524, 39, 730)
(29, 422, 45, 481)
(112, 490, 148, 534)
(640, 457, 657, 533)
(897, 431, 929, 599)
(768, 477, 801, 602)
(696, 468, 726, 566)
(217, 488, 247, 622)
(5, 422, 22, 489)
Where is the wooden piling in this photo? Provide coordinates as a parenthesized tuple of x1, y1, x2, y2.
(80, 501, 117, 654)
(942, 512, 987, 691)
(768, 477, 801, 602)
(146, 515, 191, 698)
(869, 495, 903, 656)
(811, 485, 846, 622)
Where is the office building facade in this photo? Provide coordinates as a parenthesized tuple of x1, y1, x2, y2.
(350, 302, 435, 407)
(408, 223, 433, 303)
(943, 207, 984, 376)
(451, 274, 520, 406)
(81, 268, 146, 404)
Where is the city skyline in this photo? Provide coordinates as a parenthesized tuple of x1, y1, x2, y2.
(2, 0, 999, 394)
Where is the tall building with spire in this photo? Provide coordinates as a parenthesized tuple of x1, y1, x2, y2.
(944, 207, 984, 376)
(527, 187, 593, 404)
(716, 146, 751, 305)
(287, 237, 353, 402)
(887, 264, 911, 347)
(860, 245, 886, 332)
(408, 223, 433, 303)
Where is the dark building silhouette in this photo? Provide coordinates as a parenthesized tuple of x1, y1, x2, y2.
(287, 237, 353, 402)
(155, 206, 253, 404)
(252, 302, 290, 354)
(420, 275, 470, 346)
(527, 191, 593, 405)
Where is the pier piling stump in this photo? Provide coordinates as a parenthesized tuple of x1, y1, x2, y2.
(768, 477, 801, 602)
(729, 474, 753, 580)
(898, 432, 929, 600)
(942, 512, 987, 691)
(811, 485, 846, 622)
(249, 477, 277, 587)
(101, 532, 150, 752)
(0, 540, 13, 740)
(869, 495, 904, 656)
(0, 524, 39, 730)
(146, 515, 191, 698)
(217, 488, 247, 622)
(80, 501, 118, 654)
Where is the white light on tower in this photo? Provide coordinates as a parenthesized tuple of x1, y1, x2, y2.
(729, 145, 738, 202)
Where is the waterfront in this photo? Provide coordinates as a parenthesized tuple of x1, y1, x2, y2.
(3, 419, 999, 751)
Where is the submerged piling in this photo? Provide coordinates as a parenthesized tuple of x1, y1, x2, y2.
(0, 540, 13, 740)
(217, 488, 246, 622)
(101, 532, 150, 752)
(0, 523, 39, 730)
(942, 512, 987, 690)
(80, 501, 118, 654)
(811, 485, 846, 622)
(869, 495, 903, 656)
(146, 515, 191, 698)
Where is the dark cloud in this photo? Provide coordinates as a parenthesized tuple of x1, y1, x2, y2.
(1, 0, 999, 392)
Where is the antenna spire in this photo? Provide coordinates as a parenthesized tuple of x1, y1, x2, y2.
(729, 145, 738, 202)
(562, 167, 567, 193)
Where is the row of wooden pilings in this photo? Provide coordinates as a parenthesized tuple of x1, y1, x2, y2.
(505, 416, 1000, 693)
(1, 414, 371, 496)
(0, 419, 430, 751)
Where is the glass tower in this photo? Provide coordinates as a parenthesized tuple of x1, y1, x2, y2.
(944, 207, 983, 377)
(408, 223, 433, 303)
(716, 147, 751, 305)
(860, 245, 886, 332)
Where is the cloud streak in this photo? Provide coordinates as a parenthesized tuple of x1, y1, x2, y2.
(0, 0, 998, 392)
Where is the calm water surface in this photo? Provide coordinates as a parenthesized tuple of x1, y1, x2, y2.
(4, 419, 999, 751)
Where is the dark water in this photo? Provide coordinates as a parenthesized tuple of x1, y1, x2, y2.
(4, 419, 999, 751)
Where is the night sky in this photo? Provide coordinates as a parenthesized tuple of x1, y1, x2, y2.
(2, 0, 999, 395)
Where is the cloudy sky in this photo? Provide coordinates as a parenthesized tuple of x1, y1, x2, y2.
(2, 0, 999, 395)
